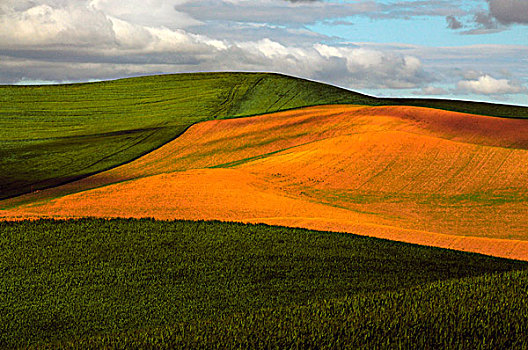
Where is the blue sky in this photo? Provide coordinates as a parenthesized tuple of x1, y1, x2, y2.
(311, 16, 528, 47)
(1, 0, 527, 106)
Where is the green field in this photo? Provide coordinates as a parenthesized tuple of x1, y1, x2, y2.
(1, 219, 527, 348)
(3, 72, 528, 200)
(65, 271, 528, 349)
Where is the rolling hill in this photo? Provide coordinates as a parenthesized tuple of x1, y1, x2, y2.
(2, 72, 528, 201)
(3, 104, 528, 260)
(0, 72, 377, 200)
(3, 73, 528, 348)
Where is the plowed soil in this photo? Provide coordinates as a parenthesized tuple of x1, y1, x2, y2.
(3, 105, 528, 260)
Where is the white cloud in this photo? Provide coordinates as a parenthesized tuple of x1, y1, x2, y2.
(239, 38, 293, 59)
(0, 0, 223, 56)
(89, 0, 200, 29)
(0, 0, 431, 91)
(457, 75, 526, 95)
(0, 2, 115, 47)
(314, 44, 428, 89)
(0, 0, 527, 106)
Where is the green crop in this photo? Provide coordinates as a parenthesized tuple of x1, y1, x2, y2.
(1, 218, 526, 348)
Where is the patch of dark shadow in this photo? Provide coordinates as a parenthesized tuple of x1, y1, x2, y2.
(7, 127, 167, 143)
(1, 126, 189, 201)
(0, 174, 142, 209)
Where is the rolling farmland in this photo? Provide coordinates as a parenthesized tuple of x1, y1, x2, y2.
(0, 73, 378, 200)
(3, 104, 528, 260)
(2, 73, 527, 201)
(2, 73, 528, 348)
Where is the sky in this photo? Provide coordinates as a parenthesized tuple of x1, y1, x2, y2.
(1, 0, 527, 105)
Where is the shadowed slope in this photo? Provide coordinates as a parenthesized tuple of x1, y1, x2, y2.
(3, 219, 526, 348)
(2, 105, 528, 259)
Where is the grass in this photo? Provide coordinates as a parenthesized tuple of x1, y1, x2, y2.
(3, 72, 528, 200)
(59, 271, 528, 349)
(1, 218, 526, 348)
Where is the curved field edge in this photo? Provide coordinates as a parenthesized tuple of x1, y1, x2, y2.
(3, 72, 528, 201)
(1, 218, 526, 348)
(0, 72, 371, 200)
(53, 270, 528, 349)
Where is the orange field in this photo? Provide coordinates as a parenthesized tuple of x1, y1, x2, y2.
(2, 105, 528, 260)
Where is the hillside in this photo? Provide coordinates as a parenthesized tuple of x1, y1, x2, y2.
(3, 72, 528, 201)
(3, 105, 528, 260)
(62, 269, 528, 349)
(0, 73, 374, 200)
(1, 219, 526, 348)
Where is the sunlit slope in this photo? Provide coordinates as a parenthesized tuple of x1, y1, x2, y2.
(0, 73, 378, 200)
(2, 105, 528, 259)
(3, 72, 528, 201)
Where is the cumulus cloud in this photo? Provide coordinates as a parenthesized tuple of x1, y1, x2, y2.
(457, 75, 526, 95)
(90, 0, 200, 29)
(0, 0, 527, 106)
(0, 1, 223, 55)
(464, 0, 528, 34)
(474, 11, 498, 29)
(0, 0, 433, 91)
(0, 2, 115, 47)
(313, 44, 429, 89)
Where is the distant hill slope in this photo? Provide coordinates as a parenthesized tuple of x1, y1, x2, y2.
(382, 97, 528, 120)
(2, 72, 527, 200)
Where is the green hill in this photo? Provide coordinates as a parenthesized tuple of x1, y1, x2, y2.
(1, 219, 526, 348)
(0, 73, 375, 200)
(2, 72, 527, 200)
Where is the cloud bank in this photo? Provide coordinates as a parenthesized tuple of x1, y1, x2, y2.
(0, 0, 429, 90)
(0, 0, 526, 104)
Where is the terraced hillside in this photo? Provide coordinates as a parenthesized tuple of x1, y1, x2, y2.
(3, 105, 528, 260)
(3, 72, 528, 201)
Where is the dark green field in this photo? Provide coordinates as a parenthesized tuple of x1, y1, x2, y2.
(3, 72, 528, 200)
(1, 219, 527, 348)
